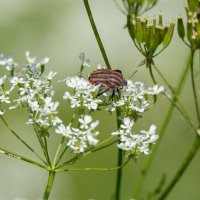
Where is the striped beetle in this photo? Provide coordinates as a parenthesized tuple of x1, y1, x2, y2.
(88, 69, 127, 99)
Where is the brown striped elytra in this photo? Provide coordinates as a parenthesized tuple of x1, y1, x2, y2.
(88, 69, 127, 98)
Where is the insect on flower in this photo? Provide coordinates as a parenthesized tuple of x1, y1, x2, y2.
(88, 69, 127, 98)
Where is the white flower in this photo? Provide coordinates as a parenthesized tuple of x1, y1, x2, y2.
(55, 124, 72, 137)
(79, 115, 92, 129)
(0, 75, 6, 86)
(112, 119, 158, 155)
(63, 76, 100, 110)
(147, 85, 164, 95)
(56, 115, 99, 153)
(9, 76, 24, 86)
(25, 51, 36, 64)
(40, 56, 50, 65)
(121, 117, 134, 132)
(47, 71, 57, 80)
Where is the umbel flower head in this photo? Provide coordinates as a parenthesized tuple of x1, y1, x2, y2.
(177, 0, 200, 50)
(127, 13, 175, 68)
(0, 52, 62, 136)
(61, 65, 163, 156)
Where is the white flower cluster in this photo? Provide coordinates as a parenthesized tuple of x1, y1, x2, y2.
(55, 115, 99, 153)
(0, 52, 62, 133)
(112, 117, 158, 155)
(109, 80, 164, 113)
(63, 76, 101, 110)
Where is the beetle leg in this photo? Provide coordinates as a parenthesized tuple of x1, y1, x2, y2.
(96, 88, 109, 97)
(116, 87, 121, 97)
(111, 89, 116, 101)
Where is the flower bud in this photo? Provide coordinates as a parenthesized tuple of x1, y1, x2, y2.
(187, 19, 193, 42)
(136, 18, 143, 43)
(127, 15, 136, 41)
(158, 12, 163, 26)
(163, 22, 175, 48)
(177, 16, 185, 39)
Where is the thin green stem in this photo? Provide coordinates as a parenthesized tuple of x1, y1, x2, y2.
(133, 53, 191, 199)
(162, 92, 195, 130)
(0, 146, 47, 170)
(0, 116, 47, 165)
(82, 2, 125, 200)
(115, 108, 123, 200)
(86, 139, 118, 155)
(44, 136, 52, 167)
(43, 170, 56, 200)
(34, 125, 50, 164)
(83, 0, 111, 69)
(56, 136, 117, 170)
(190, 49, 200, 126)
(157, 136, 200, 200)
(153, 65, 194, 129)
(53, 136, 67, 166)
(56, 159, 129, 172)
(149, 64, 157, 84)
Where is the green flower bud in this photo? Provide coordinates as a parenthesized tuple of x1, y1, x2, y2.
(163, 22, 175, 48)
(158, 12, 163, 26)
(177, 16, 185, 39)
(194, 18, 200, 35)
(136, 18, 143, 43)
(127, 15, 136, 40)
(187, 19, 193, 42)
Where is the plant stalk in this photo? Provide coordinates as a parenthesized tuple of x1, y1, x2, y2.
(43, 170, 56, 200)
(115, 108, 123, 200)
(83, 0, 111, 69)
(190, 49, 200, 126)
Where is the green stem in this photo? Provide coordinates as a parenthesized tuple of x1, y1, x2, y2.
(83, 0, 111, 69)
(82, 2, 125, 200)
(190, 49, 200, 126)
(149, 64, 157, 84)
(133, 53, 191, 199)
(153, 65, 194, 129)
(43, 170, 56, 200)
(56, 159, 129, 172)
(0, 146, 47, 170)
(54, 137, 67, 166)
(115, 108, 123, 200)
(87, 139, 118, 154)
(34, 126, 50, 165)
(162, 92, 195, 130)
(44, 136, 52, 167)
(0, 116, 47, 165)
(157, 136, 200, 200)
(56, 137, 117, 170)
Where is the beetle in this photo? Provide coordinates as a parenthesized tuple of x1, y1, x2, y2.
(88, 69, 127, 99)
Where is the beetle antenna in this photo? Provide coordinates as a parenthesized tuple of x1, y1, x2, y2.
(128, 70, 138, 79)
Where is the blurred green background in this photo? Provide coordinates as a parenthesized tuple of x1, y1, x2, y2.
(0, 0, 200, 199)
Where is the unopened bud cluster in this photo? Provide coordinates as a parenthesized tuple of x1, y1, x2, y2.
(127, 14, 175, 67)
(177, 0, 200, 49)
